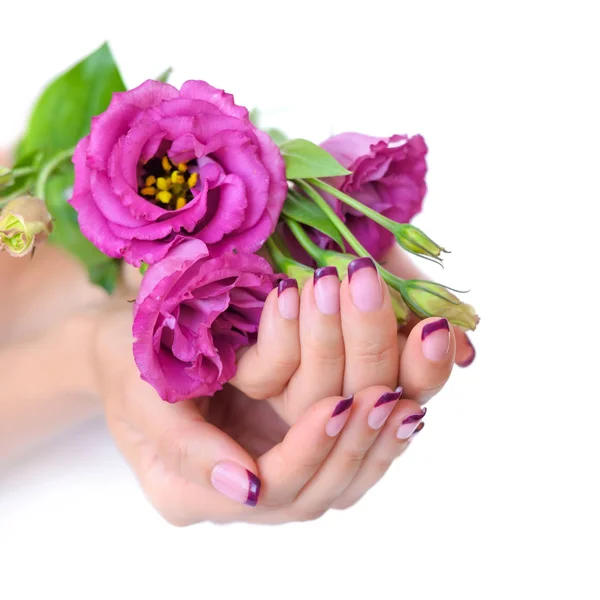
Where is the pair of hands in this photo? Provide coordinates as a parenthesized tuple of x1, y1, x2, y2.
(95, 245, 475, 526)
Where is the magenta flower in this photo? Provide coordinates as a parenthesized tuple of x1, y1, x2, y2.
(133, 239, 276, 402)
(318, 132, 428, 260)
(70, 80, 287, 266)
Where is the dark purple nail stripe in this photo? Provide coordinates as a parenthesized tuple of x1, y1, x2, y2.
(348, 257, 377, 282)
(457, 334, 476, 368)
(374, 390, 402, 408)
(245, 470, 261, 507)
(278, 278, 298, 296)
(412, 421, 425, 435)
(421, 318, 450, 340)
(402, 407, 427, 424)
(314, 266, 338, 283)
(331, 396, 354, 418)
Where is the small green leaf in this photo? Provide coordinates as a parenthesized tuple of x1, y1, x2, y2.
(282, 193, 345, 250)
(265, 128, 288, 146)
(44, 166, 119, 294)
(17, 42, 126, 160)
(156, 67, 173, 83)
(280, 138, 351, 180)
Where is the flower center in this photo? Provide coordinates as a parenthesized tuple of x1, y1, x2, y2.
(139, 155, 198, 211)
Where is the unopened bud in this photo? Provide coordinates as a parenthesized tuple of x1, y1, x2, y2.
(395, 224, 447, 262)
(402, 280, 479, 330)
(317, 250, 355, 278)
(0, 196, 53, 257)
(388, 286, 410, 325)
(282, 259, 314, 290)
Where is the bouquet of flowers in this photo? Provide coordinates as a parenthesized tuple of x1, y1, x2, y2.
(0, 43, 479, 403)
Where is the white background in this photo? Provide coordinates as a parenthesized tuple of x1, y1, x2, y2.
(1, 1, 599, 598)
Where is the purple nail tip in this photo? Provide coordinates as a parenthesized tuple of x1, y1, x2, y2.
(278, 278, 298, 297)
(348, 256, 377, 281)
(457, 335, 476, 368)
(245, 470, 261, 507)
(331, 396, 354, 418)
(374, 391, 402, 407)
(402, 407, 427, 424)
(421, 318, 450, 340)
(314, 266, 338, 283)
(413, 421, 425, 435)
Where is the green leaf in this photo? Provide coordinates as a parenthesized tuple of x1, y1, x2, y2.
(280, 138, 351, 180)
(282, 193, 345, 250)
(44, 166, 119, 293)
(156, 67, 173, 83)
(265, 128, 288, 146)
(17, 42, 126, 160)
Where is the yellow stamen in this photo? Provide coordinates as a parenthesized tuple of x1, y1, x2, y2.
(188, 172, 198, 188)
(171, 170, 180, 183)
(156, 191, 172, 204)
(141, 186, 157, 196)
(175, 197, 186, 210)
(161, 156, 172, 172)
(177, 162, 188, 172)
(145, 175, 156, 186)
(156, 177, 170, 191)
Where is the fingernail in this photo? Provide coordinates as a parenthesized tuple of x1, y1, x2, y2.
(421, 318, 450, 361)
(277, 278, 299, 320)
(314, 266, 340, 315)
(348, 257, 382, 312)
(457, 334, 476, 368)
(368, 388, 402, 430)
(396, 407, 427, 440)
(326, 396, 353, 437)
(211, 461, 261, 507)
(407, 421, 425, 443)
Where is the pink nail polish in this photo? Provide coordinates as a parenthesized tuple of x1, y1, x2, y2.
(326, 396, 353, 437)
(278, 278, 299, 320)
(421, 318, 450, 361)
(407, 421, 425, 443)
(314, 266, 340, 315)
(367, 389, 402, 430)
(348, 257, 382, 312)
(457, 334, 476, 368)
(396, 408, 427, 440)
(211, 461, 261, 507)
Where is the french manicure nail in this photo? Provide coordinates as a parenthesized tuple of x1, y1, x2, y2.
(326, 396, 353, 437)
(314, 266, 340, 315)
(348, 257, 382, 312)
(211, 461, 261, 507)
(368, 389, 402, 430)
(457, 334, 476, 368)
(421, 318, 450, 361)
(407, 421, 425, 442)
(277, 278, 299, 320)
(396, 407, 427, 440)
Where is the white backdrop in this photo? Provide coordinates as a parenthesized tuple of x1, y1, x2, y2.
(1, 1, 598, 598)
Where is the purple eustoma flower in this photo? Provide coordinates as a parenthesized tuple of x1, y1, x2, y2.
(318, 132, 428, 260)
(133, 239, 277, 402)
(70, 80, 287, 266)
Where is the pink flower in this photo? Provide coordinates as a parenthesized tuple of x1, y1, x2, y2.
(71, 80, 287, 266)
(318, 132, 428, 259)
(133, 239, 276, 402)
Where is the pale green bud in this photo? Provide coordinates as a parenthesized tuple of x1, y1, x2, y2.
(0, 196, 53, 257)
(317, 251, 355, 278)
(395, 224, 447, 262)
(388, 286, 411, 325)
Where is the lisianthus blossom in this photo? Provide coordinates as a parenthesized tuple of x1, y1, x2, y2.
(133, 239, 277, 402)
(317, 132, 428, 260)
(71, 80, 287, 266)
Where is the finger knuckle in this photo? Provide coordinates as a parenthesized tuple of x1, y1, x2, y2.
(291, 505, 327, 522)
(351, 342, 397, 367)
(156, 429, 189, 477)
(343, 447, 368, 469)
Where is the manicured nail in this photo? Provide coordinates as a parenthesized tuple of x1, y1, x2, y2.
(457, 334, 476, 368)
(277, 278, 299, 320)
(348, 257, 382, 312)
(314, 266, 340, 315)
(211, 461, 261, 507)
(368, 388, 402, 430)
(396, 407, 427, 440)
(421, 318, 450, 361)
(407, 421, 425, 443)
(326, 396, 353, 437)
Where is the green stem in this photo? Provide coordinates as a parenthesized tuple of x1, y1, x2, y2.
(34, 147, 75, 199)
(296, 179, 406, 291)
(285, 217, 324, 262)
(266, 236, 289, 272)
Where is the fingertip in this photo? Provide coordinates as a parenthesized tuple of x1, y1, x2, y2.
(455, 328, 476, 367)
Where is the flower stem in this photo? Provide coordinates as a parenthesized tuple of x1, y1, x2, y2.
(296, 179, 407, 291)
(285, 217, 324, 262)
(266, 235, 289, 272)
(34, 147, 75, 199)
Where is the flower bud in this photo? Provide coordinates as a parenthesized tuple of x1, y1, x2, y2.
(402, 280, 479, 330)
(395, 224, 447, 262)
(0, 196, 53, 257)
(282, 259, 314, 290)
(317, 250, 355, 278)
(388, 286, 410, 325)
